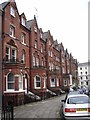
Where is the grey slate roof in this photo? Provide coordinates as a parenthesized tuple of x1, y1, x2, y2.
(78, 62, 90, 66)
(26, 20, 34, 30)
(43, 32, 48, 42)
(0, 1, 9, 9)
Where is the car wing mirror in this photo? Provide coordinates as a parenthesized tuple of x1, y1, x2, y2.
(61, 99, 65, 102)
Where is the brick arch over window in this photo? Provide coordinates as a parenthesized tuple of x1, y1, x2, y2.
(7, 39, 17, 48)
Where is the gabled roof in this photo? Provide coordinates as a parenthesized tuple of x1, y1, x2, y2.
(0, 1, 9, 9)
(20, 12, 27, 20)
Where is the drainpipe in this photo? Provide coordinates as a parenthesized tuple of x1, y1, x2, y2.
(0, 8, 2, 119)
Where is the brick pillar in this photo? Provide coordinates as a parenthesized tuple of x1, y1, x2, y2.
(14, 75, 19, 91)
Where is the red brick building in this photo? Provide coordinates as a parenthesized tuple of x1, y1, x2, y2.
(1, 1, 30, 105)
(0, 0, 78, 106)
(26, 16, 47, 99)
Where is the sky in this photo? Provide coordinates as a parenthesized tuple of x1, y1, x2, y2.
(0, 0, 89, 63)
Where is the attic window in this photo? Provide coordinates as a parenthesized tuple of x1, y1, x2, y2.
(10, 6, 15, 17)
(34, 26, 37, 33)
(21, 17, 26, 26)
(40, 33, 42, 38)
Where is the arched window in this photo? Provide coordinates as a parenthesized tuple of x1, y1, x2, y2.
(7, 73, 14, 90)
(34, 75, 41, 89)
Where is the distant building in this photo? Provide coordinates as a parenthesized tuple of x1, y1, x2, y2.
(78, 62, 90, 87)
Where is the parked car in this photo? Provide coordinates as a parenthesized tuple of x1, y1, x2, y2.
(28, 91, 41, 101)
(61, 92, 90, 120)
(59, 89, 65, 94)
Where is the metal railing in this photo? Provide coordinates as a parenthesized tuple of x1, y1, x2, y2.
(2, 105, 14, 120)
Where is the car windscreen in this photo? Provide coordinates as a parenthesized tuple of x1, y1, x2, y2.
(67, 96, 90, 104)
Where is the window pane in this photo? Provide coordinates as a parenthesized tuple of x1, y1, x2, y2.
(10, 6, 15, 17)
(6, 47, 10, 61)
(21, 17, 25, 26)
(8, 83, 14, 89)
(8, 73, 14, 89)
(19, 74, 23, 89)
(10, 25, 15, 37)
(36, 76, 41, 88)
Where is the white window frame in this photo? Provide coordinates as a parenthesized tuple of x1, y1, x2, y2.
(34, 40, 37, 48)
(19, 74, 23, 90)
(51, 51, 53, 57)
(6, 73, 15, 91)
(36, 57, 39, 66)
(10, 25, 15, 37)
(41, 45, 43, 53)
(43, 77, 46, 88)
(12, 48, 16, 62)
(21, 32, 26, 44)
(57, 78, 59, 86)
(21, 51, 25, 63)
(6, 46, 10, 62)
(33, 56, 35, 66)
(34, 26, 37, 33)
(48, 51, 50, 56)
(10, 6, 15, 17)
(64, 80, 67, 86)
(50, 78, 55, 87)
(21, 17, 26, 26)
(62, 67, 65, 73)
(34, 75, 41, 89)
(40, 33, 42, 38)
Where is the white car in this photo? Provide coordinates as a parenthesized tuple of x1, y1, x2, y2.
(61, 92, 90, 120)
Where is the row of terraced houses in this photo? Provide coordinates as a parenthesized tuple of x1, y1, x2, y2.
(0, 0, 78, 106)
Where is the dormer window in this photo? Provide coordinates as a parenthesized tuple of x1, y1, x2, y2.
(10, 6, 15, 17)
(21, 17, 26, 26)
(49, 40, 51, 45)
(40, 44, 43, 53)
(40, 33, 42, 38)
(34, 26, 37, 33)
(34, 40, 37, 48)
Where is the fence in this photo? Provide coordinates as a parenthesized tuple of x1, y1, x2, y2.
(1, 105, 14, 120)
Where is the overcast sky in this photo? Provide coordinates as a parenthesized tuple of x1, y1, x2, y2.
(0, 0, 89, 63)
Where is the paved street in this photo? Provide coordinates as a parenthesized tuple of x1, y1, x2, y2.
(14, 94, 66, 119)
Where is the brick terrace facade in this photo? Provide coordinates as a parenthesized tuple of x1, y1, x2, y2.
(0, 0, 78, 106)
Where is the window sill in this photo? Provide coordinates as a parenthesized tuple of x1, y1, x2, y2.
(4, 90, 25, 93)
(9, 35, 16, 39)
(11, 14, 15, 18)
(34, 87, 41, 89)
(22, 42, 26, 46)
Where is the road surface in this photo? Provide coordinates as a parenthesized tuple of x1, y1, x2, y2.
(14, 94, 66, 119)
